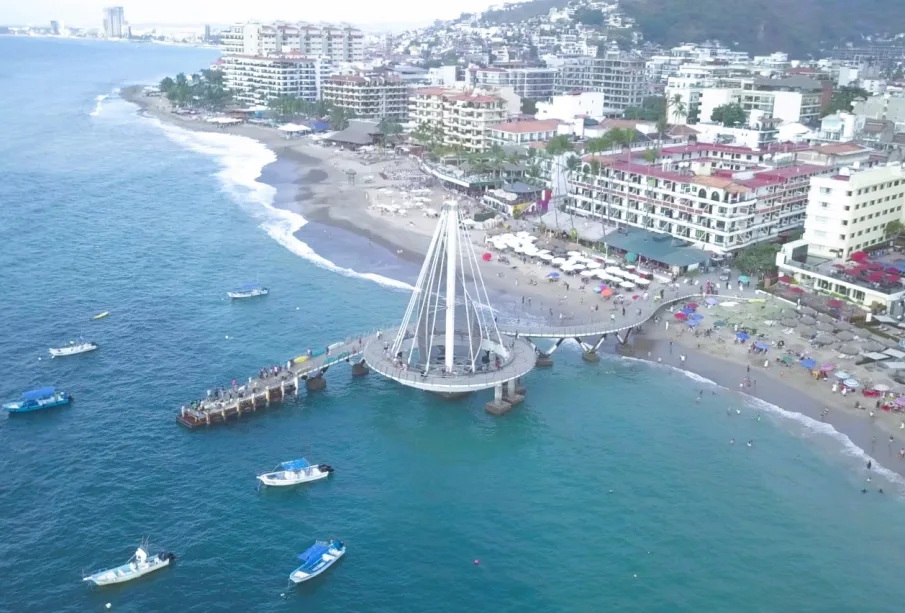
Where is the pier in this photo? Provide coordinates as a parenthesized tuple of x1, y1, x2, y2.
(176, 331, 381, 429)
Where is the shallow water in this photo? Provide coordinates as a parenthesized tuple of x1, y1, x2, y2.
(3, 37, 905, 613)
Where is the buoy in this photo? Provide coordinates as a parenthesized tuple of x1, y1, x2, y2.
(106, 604, 112, 609)
(225, 335, 229, 339)
(633, 574, 638, 578)
(474, 559, 480, 565)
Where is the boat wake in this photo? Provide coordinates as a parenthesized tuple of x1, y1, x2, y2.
(143, 116, 413, 291)
(90, 94, 108, 116)
(620, 355, 905, 490)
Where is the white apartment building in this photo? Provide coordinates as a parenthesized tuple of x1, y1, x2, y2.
(536, 91, 606, 121)
(553, 50, 647, 112)
(695, 76, 826, 127)
(221, 22, 364, 63)
(222, 54, 330, 105)
(488, 119, 561, 146)
(409, 88, 507, 152)
(815, 112, 863, 142)
(802, 164, 905, 260)
(322, 73, 409, 120)
(468, 67, 557, 100)
(102, 6, 125, 39)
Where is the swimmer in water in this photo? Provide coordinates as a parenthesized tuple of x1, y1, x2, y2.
(879, 489, 884, 494)
(736, 409, 741, 415)
(756, 415, 761, 422)
(862, 489, 868, 494)
(747, 440, 753, 447)
(868, 460, 872, 470)
(729, 438, 735, 445)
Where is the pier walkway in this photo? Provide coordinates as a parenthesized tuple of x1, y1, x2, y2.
(176, 329, 383, 429)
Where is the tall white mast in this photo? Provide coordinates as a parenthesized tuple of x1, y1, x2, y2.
(444, 201, 458, 372)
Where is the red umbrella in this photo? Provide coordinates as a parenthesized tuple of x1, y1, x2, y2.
(686, 302, 698, 310)
(832, 264, 846, 269)
(868, 271, 884, 282)
(482, 253, 492, 261)
(788, 286, 805, 294)
(886, 267, 901, 274)
(850, 251, 868, 261)
(866, 261, 884, 270)
(827, 298, 843, 308)
(632, 295, 640, 300)
(778, 275, 794, 283)
(674, 312, 688, 320)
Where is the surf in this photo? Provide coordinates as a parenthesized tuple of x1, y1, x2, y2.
(90, 94, 108, 116)
(140, 114, 413, 291)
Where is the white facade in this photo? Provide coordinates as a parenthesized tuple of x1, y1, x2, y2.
(803, 164, 905, 260)
(322, 74, 409, 120)
(815, 112, 861, 142)
(409, 88, 507, 152)
(221, 22, 364, 63)
(222, 55, 330, 105)
(536, 92, 606, 121)
(102, 6, 125, 39)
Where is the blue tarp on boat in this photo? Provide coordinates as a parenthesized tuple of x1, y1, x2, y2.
(23, 387, 55, 400)
(297, 543, 329, 567)
(281, 458, 310, 471)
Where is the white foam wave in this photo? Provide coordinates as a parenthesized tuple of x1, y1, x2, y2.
(141, 115, 413, 291)
(620, 355, 905, 489)
(90, 94, 108, 117)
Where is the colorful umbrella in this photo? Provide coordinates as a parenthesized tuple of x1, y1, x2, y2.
(690, 313, 704, 321)
(788, 286, 805, 294)
(781, 356, 795, 364)
(844, 379, 860, 388)
(482, 252, 492, 261)
(687, 320, 699, 327)
(686, 302, 699, 310)
(705, 297, 718, 305)
(547, 271, 560, 278)
(736, 331, 749, 341)
(800, 358, 817, 369)
(753, 341, 769, 350)
(873, 384, 891, 392)
(602, 288, 614, 297)
(895, 397, 905, 407)
(674, 312, 687, 320)
(819, 363, 836, 372)
(738, 275, 750, 284)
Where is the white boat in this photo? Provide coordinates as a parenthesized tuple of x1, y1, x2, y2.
(50, 340, 98, 358)
(228, 282, 269, 299)
(289, 540, 345, 584)
(83, 545, 175, 586)
(257, 457, 334, 487)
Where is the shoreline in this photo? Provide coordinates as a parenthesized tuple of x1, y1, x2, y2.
(119, 85, 905, 481)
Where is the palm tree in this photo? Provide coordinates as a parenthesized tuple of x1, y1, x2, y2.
(668, 94, 687, 125)
(329, 106, 353, 130)
(656, 117, 668, 146)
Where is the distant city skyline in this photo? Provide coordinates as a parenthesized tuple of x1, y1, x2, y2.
(3, 0, 500, 29)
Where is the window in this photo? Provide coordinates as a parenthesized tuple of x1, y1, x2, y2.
(846, 191, 853, 196)
(840, 234, 847, 240)
(842, 220, 848, 226)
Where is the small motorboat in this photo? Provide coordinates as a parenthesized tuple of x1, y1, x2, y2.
(289, 540, 345, 584)
(50, 340, 99, 358)
(3, 387, 71, 413)
(228, 282, 269, 299)
(83, 544, 175, 586)
(92, 311, 109, 320)
(257, 458, 334, 487)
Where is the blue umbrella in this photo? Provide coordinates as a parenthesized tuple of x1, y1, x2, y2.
(547, 271, 560, 278)
(753, 341, 769, 350)
(800, 358, 816, 369)
(736, 331, 749, 341)
(844, 378, 860, 388)
(690, 313, 704, 321)
(687, 320, 699, 327)
(738, 275, 750, 284)
(682, 307, 695, 314)
(834, 371, 851, 380)
(705, 297, 718, 305)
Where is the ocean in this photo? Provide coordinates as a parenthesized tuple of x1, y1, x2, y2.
(3, 37, 905, 613)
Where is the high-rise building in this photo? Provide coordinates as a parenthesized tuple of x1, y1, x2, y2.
(221, 54, 331, 105)
(50, 21, 60, 35)
(220, 22, 364, 63)
(409, 88, 508, 152)
(553, 50, 647, 112)
(102, 6, 125, 39)
(203, 25, 211, 42)
(322, 73, 409, 120)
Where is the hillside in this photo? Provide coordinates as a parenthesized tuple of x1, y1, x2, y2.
(481, 0, 572, 25)
(621, 0, 905, 55)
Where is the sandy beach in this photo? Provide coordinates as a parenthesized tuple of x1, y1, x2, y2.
(121, 86, 905, 479)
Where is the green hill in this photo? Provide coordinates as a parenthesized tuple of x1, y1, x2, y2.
(621, 0, 905, 55)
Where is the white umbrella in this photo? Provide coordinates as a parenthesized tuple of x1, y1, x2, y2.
(570, 263, 587, 271)
(516, 231, 530, 238)
(620, 281, 636, 289)
(580, 270, 596, 277)
(605, 266, 622, 274)
(635, 278, 651, 285)
(539, 253, 554, 261)
(567, 251, 581, 256)
(552, 257, 567, 264)
(586, 261, 602, 269)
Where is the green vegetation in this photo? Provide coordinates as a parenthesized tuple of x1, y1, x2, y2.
(521, 99, 538, 115)
(574, 7, 604, 26)
(710, 103, 747, 127)
(377, 118, 404, 142)
(159, 69, 230, 110)
(735, 243, 780, 275)
(823, 85, 870, 117)
(545, 134, 574, 156)
(329, 106, 356, 131)
(623, 96, 666, 121)
(482, 0, 570, 24)
(266, 97, 330, 119)
(885, 220, 905, 239)
(641, 148, 659, 163)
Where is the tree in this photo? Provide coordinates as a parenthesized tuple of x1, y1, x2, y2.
(823, 85, 870, 117)
(521, 98, 538, 115)
(642, 148, 659, 163)
(710, 103, 746, 127)
(667, 93, 687, 124)
(885, 220, 905, 239)
(574, 8, 604, 26)
(159, 76, 175, 93)
(545, 134, 573, 156)
(734, 243, 780, 275)
(622, 96, 666, 122)
(329, 106, 355, 130)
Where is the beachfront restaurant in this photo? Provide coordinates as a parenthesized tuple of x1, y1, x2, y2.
(481, 182, 543, 218)
(775, 240, 905, 314)
(325, 120, 382, 150)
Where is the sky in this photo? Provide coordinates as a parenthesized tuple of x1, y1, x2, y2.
(7, 0, 501, 28)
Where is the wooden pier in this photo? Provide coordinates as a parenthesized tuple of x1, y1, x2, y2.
(177, 331, 381, 430)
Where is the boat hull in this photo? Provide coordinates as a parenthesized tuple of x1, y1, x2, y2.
(83, 556, 172, 586)
(257, 465, 332, 487)
(289, 547, 344, 584)
(50, 344, 98, 357)
(228, 289, 269, 299)
(4, 394, 71, 413)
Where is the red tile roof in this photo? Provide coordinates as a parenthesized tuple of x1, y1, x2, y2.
(412, 87, 449, 96)
(490, 119, 561, 134)
(812, 142, 868, 155)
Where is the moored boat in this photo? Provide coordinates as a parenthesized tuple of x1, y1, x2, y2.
(3, 387, 71, 413)
(257, 458, 334, 487)
(50, 340, 99, 357)
(92, 311, 110, 320)
(289, 540, 345, 584)
(228, 282, 269, 299)
(83, 545, 175, 586)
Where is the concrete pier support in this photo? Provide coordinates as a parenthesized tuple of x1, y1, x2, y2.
(514, 377, 527, 396)
(615, 327, 634, 345)
(502, 379, 525, 407)
(306, 376, 327, 392)
(582, 350, 600, 363)
(485, 383, 512, 415)
(536, 353, 554, 368)
(351, 360, 370, 377)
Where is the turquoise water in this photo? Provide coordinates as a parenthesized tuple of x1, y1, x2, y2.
(3, 37, 905, 613)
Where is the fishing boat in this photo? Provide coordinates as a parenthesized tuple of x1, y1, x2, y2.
(257, 458, 334, 487)
(50, 340, 99, 358)
(3, 387, 71, 413)
(228, 282, 269, 299)
(83, 544, 175, 586)
(289, 540, 345, 584)
(92, 311, 109, 320)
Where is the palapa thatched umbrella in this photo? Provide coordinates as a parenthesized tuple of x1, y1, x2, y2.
(861, 340, 884, 353)
(836, 330, 855, 342)
(781, 318, 799, 328)
(817, 313, 835, 324)
(799, 306, 817, 316)
(798, 326, 816, 338)
(780, 308, 798, 318)
(835, 320, 853, 331)
(812, 334, 835, 346)
(839, 342, 861, 355)
(816, 322, 835, 333)
(799, 314, 817, 326)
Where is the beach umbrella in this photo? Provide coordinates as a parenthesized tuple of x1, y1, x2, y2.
(632, 295, 640, 300)
(482, 252, 492, 261)
(834, 371, 851, 380)
(788, 286, 805, 294)
(827, 298, 844, 308)
(580, 270, 596, 277)
(780, 308, 798, 318)
(690, 313, 704, 321)
(705, 297, 718, 306)
(674, 312, 688, 320)
(840, 343, 861, 355)
(816, 322, 835, 333)
(738, 275, 750, 284)
(873, 383, 892, 392)
(895, 397, 905, 407)
(798, 326, 816, 338)
(781, 318, 799, 328)
(819, 363, 837, 372)
(546, 271, 560, 279)
(836, 330, 855, 342)
(799, 315, 817, 326)
(817, 313, 834, 324)
(812, 334, 835, 346)
(799, 306, 817, 316)
(781, 355, 795, 364)
(736, 331, 749, 341)
(754, 341, 769, 350)
(844, 379, 860, 388)
(686, 302, 699, 310)
(835, 320, 853, 331)
(714, 320, 726, 327)
(687, 320, 699, 327)
(602, 288, 614, 297)
(800, 358, 817, 369)
(861, 341, 884, 353)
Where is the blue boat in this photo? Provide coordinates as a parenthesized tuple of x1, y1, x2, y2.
(227, 282, 269, 299)
(3, 387, 72, 413)
(289, 540, 345, 584)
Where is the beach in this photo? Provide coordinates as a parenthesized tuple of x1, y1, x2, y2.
(122, 85, 905, 479)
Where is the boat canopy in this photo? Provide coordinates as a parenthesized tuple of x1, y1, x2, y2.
(22, 387, 55, 400)
(238, 282, 262, 290)
(280, 458, 310, 471)
(297, 543, 329, 568)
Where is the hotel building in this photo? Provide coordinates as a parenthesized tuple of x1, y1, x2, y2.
(553, 50, 647, 112)
(102, 6, 125, 39)
(469, 67, 557, 101)
(322, 73, 409, 120)
(409, 88, 508, 152)
(221, 22, 364, 63)
(222, 54, 330, 105)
